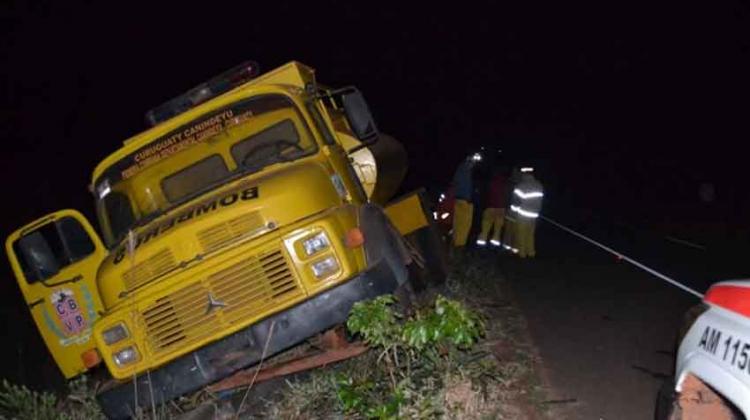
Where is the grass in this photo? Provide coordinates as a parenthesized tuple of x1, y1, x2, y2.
(252, 250, 550, 419)
(0, 376, 105, 420)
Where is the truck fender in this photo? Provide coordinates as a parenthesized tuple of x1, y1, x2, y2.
(358, 203, 409, 286)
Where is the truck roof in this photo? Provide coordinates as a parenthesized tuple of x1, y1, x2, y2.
(90, 61, 316, 188)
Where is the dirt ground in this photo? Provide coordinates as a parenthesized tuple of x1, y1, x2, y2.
(498, 220, 698, 419)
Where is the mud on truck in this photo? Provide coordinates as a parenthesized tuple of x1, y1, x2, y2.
(5, 61, 446, 418)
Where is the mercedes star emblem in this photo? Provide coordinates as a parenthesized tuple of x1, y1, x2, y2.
(205, 292, 227, 314)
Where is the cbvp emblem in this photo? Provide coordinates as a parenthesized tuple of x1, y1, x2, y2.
(51, 289, 86, 336)
(205, 293, 227, 315)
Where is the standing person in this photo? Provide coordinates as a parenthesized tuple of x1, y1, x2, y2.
(476, 166, 509, 247)
(512, 167, 544, 258)
(451, 152, 481, 247)
(435, 185, 455, 238)
(501, 166, 522, 253)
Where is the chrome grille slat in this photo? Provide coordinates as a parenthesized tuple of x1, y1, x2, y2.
(198, 212, 265, 252)
(213, 279, 267, 298)
(140, 248, 301, 356)
(123, 248, 178, 290)
(217, 287, 270, 307)
(214, 267, 289, 291)
(146, 308, 213, 336)
(149, 314, 215, 341)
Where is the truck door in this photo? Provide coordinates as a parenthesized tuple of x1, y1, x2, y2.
(5, 209, 107, 378)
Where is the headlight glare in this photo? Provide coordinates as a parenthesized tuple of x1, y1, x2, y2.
(311, 256, 339, 279)
(302, 232, 330, 256)
(113, 346, 139, 367)
(102, 324, 129, 346)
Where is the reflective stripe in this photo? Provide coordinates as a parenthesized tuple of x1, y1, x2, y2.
(432, 212, 438, 220)
(520, 167, 534, 173)
(476, 239, 487, 246)
(440, 212, 450, 220)
(490, 239, 501, 246)
(511, 205, 539, 218)
(513, 188, 544, 199)
(503, 244, 519, 253)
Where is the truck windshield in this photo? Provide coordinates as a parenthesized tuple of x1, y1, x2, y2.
(94, 94, 317, 247)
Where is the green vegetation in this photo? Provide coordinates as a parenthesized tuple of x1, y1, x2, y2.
(0, 376, 104, 420)
(266, 252, 549, 419)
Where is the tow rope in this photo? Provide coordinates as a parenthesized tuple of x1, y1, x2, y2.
(542, 216, 704, 299)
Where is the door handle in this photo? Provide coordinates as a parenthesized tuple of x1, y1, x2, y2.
(39, 274, 83, 288)
(28, 298, 44, 309)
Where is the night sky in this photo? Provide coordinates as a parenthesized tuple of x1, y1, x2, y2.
(2, 1, 750, 386)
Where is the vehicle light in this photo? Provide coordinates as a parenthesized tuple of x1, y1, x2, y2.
(113, 346, 139, 367)
(102, 324, 129, 346)
(81, 348, 101, 369)
(345, 228, 365, 248)
(145, 61, 260, 126)
(311, 256, 339, 279)
(704, 284, 750, 318)
(302, 232, 330, 256)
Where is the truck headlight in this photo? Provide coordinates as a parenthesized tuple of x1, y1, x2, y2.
(113, 346, 139, 367)
(102, 323, 129, 346)
(302, 232, 330, 256)
(311, 256, 339, 279)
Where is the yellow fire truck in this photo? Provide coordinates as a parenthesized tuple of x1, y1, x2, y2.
(5, 61, 445, 418)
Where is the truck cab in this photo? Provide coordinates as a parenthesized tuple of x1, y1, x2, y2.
(6, 61, 443, 418)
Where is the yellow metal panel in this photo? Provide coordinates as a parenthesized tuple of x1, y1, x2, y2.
(5, 209, 106, 378)
(92, 63, 314, 185)
(95, 206, 364, 379)
(384, 192, 429, 236)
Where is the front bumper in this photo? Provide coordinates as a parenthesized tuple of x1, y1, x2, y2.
(97, 258, 399, 419)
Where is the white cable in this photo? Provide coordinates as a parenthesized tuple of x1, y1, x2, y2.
(542, 216, 704, 299)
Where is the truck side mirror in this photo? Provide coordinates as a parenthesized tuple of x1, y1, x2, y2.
(341, 89, 379, 143)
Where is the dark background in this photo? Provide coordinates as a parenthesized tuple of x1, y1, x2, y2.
(2, 1, 749, 388)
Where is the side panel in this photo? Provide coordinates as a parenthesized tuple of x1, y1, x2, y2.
(5, 209, 107, 378)
(384, 191, 430, 236)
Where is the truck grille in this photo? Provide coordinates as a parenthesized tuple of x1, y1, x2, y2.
(122, 248, 177, 291)
(140, 248, 302, 355)
(197, 212, 265, 253)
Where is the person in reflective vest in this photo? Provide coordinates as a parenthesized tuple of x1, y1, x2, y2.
(501, 167, 522, 253)
(476, 166, 509, 247)
(451, 152, 481, 247)
(511, 167, 544, 258)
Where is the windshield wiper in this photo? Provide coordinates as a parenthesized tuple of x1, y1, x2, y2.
(109, 208, 166, 248)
